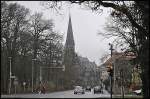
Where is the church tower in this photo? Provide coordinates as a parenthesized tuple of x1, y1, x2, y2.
(63, 14, 75, 89)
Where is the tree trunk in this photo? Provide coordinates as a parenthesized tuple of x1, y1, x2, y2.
(141, 58, 149, 98)
(140, 40, 149, 98)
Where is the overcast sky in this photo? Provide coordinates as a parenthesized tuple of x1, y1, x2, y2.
(12, 1, 114, 65)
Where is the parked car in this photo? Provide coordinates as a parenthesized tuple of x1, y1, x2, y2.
(133, 89, 142, 95)
(85, 86, 91, 91)
(74, 86, 85, 94)
(93, 86, 102, 94)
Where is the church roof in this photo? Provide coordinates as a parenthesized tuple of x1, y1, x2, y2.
(103, 51, 136, 66)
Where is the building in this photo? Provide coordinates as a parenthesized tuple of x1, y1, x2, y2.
(77, 56, 98, 87)
(63, 14, 76, 89)
(97, 64, 109, 82)
(102, 51, 142, 94)
(63, 14, 99, 89)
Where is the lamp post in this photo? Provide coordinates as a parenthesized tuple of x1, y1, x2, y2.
(32, 59, 36, 93)
(40, 66, 42, 82)
(109, 43, 114, 99)
(8, 57, 12, 94)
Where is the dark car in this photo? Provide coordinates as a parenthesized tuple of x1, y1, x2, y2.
(93, 86, 102, 94)
(85, 86, 91, 91)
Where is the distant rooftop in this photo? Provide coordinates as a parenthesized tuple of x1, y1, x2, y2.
(103, 51, 136, 66)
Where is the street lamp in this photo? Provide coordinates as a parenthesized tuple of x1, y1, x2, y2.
(109, 43, 114, 57)
(8, 57, 12, 94)
(32, 58, 36, 93)
(108, 43, 114, 99)
(40, 66, 42, 82)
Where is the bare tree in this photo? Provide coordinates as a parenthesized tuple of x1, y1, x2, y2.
(28, 12, 54, 86)
(41, 1, 149, 97)
(1, 2, 30, 93)
(1, 2, 64, 93)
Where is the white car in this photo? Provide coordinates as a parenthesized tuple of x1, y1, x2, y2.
(133, 89, 142, 95)
(74, 86, 85, 94)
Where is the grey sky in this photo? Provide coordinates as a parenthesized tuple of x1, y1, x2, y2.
(12, 1, 114, 65)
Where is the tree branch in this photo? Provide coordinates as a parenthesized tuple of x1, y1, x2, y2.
(98, 1, 147, 34)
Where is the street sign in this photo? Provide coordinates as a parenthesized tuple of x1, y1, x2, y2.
(14, 79, 18, 85)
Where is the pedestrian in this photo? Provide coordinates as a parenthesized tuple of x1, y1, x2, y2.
(36, 85, 41, 94)
(41, 85, 46, 94)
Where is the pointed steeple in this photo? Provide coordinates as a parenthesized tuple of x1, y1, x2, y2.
(65, 14, 75, 48)
(63, 13, 76, 89)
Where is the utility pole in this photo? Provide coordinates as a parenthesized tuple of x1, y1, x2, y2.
(8, 57, 12, 94)
(32, 59, 34, 93)
(109, 43, 114, 99)
(40, 66, 42, 82)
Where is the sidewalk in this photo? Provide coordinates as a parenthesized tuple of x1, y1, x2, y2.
(112, 94, 143, 98)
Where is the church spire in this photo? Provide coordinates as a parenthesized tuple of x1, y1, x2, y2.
(63, 13, 76, 89)
(65, 13, 75, 48)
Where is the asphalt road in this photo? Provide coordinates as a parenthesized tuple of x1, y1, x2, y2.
(1, 89, 110, 98)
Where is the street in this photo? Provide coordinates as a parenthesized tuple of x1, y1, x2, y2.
(1, 89, 110, 98)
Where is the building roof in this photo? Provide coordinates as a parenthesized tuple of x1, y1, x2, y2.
(103, 51, 136, 66)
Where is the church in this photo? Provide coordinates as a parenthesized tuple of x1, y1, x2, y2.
(63, 14, 99, 89)
(63, 14, 76, 89)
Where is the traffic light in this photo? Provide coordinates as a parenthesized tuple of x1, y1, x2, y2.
(106, 63, 113, 76)
(106, 63, 112, 72)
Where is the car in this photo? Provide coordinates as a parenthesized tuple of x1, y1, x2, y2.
(133, 89, 142, 95)
(85, 86, 91, 91)
(74, 86, 85, 94)
(93, 86, 102, 94)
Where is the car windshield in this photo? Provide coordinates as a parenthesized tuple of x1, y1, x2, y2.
(95, 86, 101, 89)
(75, 86, 82, 89)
